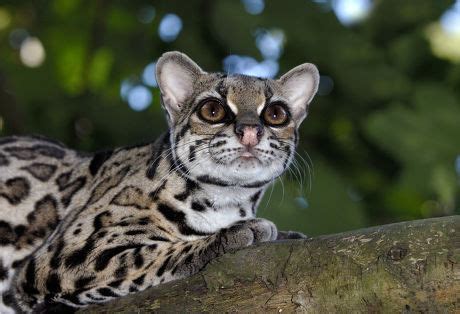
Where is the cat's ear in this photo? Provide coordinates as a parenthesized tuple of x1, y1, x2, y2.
(277, 63, 319, 123)
(156, 51, 205, 123)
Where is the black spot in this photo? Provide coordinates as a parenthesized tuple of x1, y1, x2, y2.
(183, 254, 193, 265)
(114, 265, 127, 278)
(34, 144, 66, 159)
(73, 228, 81, 235)
(129, 285, 139, 293)
(156, 203, 209, 236)
(0, 261, 8, 280)
(23, 258, 39, 295)
(5, 144, 65, 160)
(93, 211, 111, 230)
(2, 292, 15, 307)
(212, 140, 227, 148)
(133, 248, 144, 269)
(74, 275, 96, 289)
(269, 143, 279, 149)
(0, 177, 30, 205)
(89, 150, 113, 176)
(59, 176, 87, 207)
(60, 293, 83, 306)
(196, 175, 230, 187)
(241, 180, 271, 188)
(21, 163, 58, 182)
(0, 153, 9, 166)
(216, 78, 228, 98)
(149, 236, 169, 242)
(250, 190, 262, 213)
(175, 123, 190, 142)
(132, 274, 145, 286)
(14, 225, 27, 237)
(50, 239, 65, 269)
(138, 217, 151, 225)
(85, 293, 104, 301)
(239, 209, 246, 217)
(12, 259, 23, 268)
(108, 279, 123, 288)
(95, 244, 144, 271)
(0, 221, 15, 245)
(174, 178, 199, 201)
(65, 239, 96, 269)
(96, 231, 107, 239)
(46, 273, 62, 293)
(125, 230, 146, 236)
(191, 201, 205, 212)
(188, 145, 196, 162)
(0, 137, 17, 145)
(87, 166, 130, 205)
(156, 255, 172, 277)
(146, 151, 163, 180)
(181, 244, 193, 255)
(149, 180, 167, 201)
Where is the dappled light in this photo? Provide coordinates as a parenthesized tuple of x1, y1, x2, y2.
(241, 0, 265, 15)
(19, 37, 45, 68)
(158, 13, 183, 42)
(332, 0, 373, 26)
(441, 0, 460, 34)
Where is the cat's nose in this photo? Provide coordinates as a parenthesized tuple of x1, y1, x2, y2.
(235, 124, 264, 147)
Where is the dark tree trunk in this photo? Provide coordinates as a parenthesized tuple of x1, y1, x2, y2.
(79, 216, 459, 313)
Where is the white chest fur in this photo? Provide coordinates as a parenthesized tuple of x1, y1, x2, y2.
(184, 185, 263, 233)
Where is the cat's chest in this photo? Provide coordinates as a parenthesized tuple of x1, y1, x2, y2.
(181, 186, 262, 233)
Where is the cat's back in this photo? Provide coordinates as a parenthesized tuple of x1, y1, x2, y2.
(0, 135, 89, 255)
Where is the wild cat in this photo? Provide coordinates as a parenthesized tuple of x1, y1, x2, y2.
(0, 51, 319, 312)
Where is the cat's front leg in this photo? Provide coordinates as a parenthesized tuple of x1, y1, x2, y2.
(172, 218, 278, 277)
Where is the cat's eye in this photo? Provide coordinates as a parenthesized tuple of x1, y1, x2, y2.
(262, 103, 289, 126)
(198, 99, 227, 123)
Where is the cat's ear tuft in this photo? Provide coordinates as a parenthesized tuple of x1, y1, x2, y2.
(156, 52, 205, 123)
(278, 63, 319, 123)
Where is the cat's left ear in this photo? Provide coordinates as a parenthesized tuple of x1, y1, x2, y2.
(277, 63, 319, 124)
(156, 51, 205, 123)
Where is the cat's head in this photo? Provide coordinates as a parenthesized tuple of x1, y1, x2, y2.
(156, 51, 319, 188)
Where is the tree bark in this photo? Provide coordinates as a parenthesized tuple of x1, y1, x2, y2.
(79, 216, 459, 313)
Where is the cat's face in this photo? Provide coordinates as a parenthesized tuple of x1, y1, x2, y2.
(156, 52, 319, 187)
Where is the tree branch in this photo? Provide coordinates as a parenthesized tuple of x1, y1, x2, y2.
(79, 216, 459, 313)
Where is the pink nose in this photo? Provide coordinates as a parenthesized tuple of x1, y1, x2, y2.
(239, 126, 260, 147)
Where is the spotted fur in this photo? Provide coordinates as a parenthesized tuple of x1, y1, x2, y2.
(0, 52, 319, 313)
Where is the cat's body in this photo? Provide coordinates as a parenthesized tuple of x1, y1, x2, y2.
(0, 52, 319, 313)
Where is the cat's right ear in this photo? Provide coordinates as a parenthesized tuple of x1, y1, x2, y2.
(156, 51, 205, 123)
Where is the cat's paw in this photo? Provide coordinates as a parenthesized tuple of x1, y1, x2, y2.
(219, 218, 278, 250)
(276, 230, 308, 240)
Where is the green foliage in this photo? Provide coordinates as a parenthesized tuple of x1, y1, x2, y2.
(0, 0, 458, 235)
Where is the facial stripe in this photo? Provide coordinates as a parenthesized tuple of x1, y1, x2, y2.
(256, 98, 266, 115)
(227, 99, 239, 115)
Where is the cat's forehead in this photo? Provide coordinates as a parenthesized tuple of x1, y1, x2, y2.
(199, 74, 282, 112)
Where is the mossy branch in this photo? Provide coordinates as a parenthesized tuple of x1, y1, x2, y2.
(79, 216, 459, 313)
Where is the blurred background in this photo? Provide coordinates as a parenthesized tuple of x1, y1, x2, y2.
(0, 0, 459, 236)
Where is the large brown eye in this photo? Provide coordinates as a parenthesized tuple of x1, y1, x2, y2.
(198, 100, 227, 123)
(263, 104, 289, 126)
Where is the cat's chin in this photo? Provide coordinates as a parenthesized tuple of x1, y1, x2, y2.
(233, 155, 261, 165)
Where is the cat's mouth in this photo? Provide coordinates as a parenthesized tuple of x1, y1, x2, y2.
(234, 151, 261, 164)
